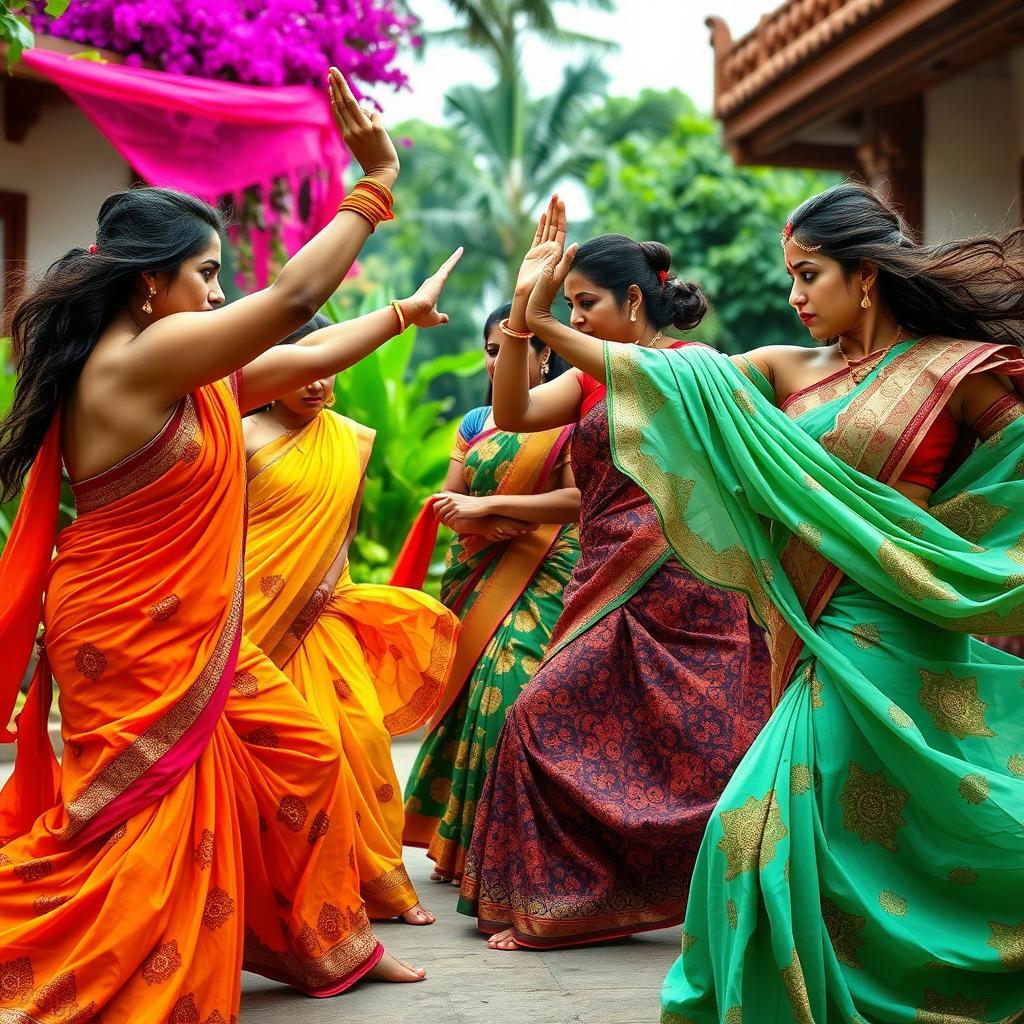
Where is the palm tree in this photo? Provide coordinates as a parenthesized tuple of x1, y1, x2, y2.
(430, 0, 616, 80)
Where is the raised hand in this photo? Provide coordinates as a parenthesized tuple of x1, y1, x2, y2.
(527, 242, 579, 328)
(515, 195, 568, 299)
(328, 67, 400, 187)
(399, 248, 464, 329)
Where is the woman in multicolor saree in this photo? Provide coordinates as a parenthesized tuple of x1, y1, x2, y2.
(397, 302, 581, 882)
(0, 70, 464, 1020)
(522, 183, 1024, 1020)
(457, 201, 772, 950)
(242, 315, 459, 927)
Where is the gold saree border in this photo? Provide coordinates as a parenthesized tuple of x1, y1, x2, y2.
(382, 610, 457, 735)
(71, 396, 199, 515)
(57, 547, 244, 844)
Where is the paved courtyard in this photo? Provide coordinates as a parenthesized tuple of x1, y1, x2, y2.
(239, 738, 681, 1024)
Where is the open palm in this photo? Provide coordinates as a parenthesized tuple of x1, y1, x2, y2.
(515, 196, 568, 297)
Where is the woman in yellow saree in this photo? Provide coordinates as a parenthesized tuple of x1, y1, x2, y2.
(521, 183, 1024, 1021)
(0, 69, 463, 1020)
(242, 315, 459, 927)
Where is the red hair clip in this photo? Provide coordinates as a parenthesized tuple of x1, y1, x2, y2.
(658, 270, 668, 285)
(88, 244, 99, 254)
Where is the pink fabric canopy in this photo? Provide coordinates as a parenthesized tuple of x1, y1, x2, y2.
(24, 48, 348, 286)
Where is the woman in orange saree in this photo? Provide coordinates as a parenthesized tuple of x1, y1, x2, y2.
(0, 70, 463, 1020)
(242, 317, 459, 927)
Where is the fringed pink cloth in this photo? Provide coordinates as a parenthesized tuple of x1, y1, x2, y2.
(24, 48, 347, 286)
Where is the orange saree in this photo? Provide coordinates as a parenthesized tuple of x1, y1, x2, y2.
(0, 377, 380, 1024)
(244, 409, 457, 919)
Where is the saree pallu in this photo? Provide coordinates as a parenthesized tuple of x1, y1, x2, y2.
(456, 392, 771, 947)
(244, 409, 457, 918)
(401, 421, 579, 881)
(603, 338, 1024, 1021)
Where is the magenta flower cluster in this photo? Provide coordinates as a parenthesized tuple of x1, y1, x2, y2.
(35, 0, 419, 91)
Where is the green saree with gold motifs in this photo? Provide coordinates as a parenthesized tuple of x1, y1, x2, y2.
(604, 338, 1024, 1023)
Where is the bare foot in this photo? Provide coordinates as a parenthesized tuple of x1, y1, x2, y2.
(366, 949, 426, 982)
(400, 903, 436, 925)
(486, 928, 522, 951)
(430, 868, 453, 882)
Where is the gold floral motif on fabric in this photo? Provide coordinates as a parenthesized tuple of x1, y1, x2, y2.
(780, 948, 814, 1024)
(821, 897, 865, 969)
(140, 940, 183, 985)
(987, 919, 1024, 968)
(810, 674, 824, 710)
(1008, 755, 1024, 778)
(681, 929, 696, 954)
(74, 642, 106, 681)
(717, 789, 787, 881)
(947, 867, 979, 886)
(915, 989, 991, 1023)
(0, 957, 33, 1002)
(276, 796, 309, 832)
(851, 623, 881, 649)
(839, 762, 909, 852)
(194, 828, 214, 869)
(918, 669, 995, 740)
(796, 523, 822, 550)
(202, 887, 236, 931)
(308, 810, 330, 844)
(146, 594, 182, 622)
(726, 898, 738, 929)
(660, 1013, 699, 1024)
(724, 1008, 744, 1024)
(930, 491, 1009, 545)
(732, 388, 757, 416)
(878, 541, 957, 604)
(790, 764, 812, 795)
(888, 705, 916, 730)
(959, 774, 990, 804)
(879, 890, 908, 916)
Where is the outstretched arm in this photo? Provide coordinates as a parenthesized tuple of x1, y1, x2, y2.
(238, 248, 462, 412)
(120, 69, 403, 405)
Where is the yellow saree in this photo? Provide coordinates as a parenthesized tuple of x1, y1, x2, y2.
(244, 409, 458, 918)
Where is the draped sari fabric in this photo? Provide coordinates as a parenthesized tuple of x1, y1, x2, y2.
(456, 372, 771, 948)
(0, 378, 382, 1024)
(603, 338, 1024, 1022)
(244, 409, 458, 918)
(402, 413, 579, 879)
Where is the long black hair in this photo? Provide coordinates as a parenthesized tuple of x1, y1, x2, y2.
(0, 187, 225, 500)
(785, 180, 1024, 347)
(568, 234, 708, 332)
(483, 301, 567, 404)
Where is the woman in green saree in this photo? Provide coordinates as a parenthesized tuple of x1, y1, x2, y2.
(522, 182, 1024, 1021)
(399, 303, 581, 881)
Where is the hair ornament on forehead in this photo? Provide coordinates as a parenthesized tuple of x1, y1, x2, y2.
(780, 221, 822, 253)
(88, 244, 99, 255)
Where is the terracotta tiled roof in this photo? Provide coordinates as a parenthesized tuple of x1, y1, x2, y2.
(710, 0, 894, 117)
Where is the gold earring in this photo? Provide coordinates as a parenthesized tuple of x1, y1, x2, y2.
(860, 284, 871, 309)
(541, 361, 550, 378)
(142, 285, 156, 315)
(325, 393, 336, 407)
(629, 307, 637, 322)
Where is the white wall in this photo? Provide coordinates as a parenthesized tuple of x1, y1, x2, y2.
(0, 81, 130, 278)
(923, 49, 1022, 243)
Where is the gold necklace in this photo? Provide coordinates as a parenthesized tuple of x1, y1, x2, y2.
(838, 326, 903, 384)
(637, 329, 665, 349)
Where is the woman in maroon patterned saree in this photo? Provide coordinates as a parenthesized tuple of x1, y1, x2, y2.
(457, 202, 771, 949)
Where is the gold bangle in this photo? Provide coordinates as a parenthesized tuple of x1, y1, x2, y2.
(499, 317, 532, 340)
(391, 300, 407, 334)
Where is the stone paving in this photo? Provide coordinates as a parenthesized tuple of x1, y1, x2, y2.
(239, 738, 682, 1024)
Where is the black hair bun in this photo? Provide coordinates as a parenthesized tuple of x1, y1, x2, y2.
(668, 278, 708, 332)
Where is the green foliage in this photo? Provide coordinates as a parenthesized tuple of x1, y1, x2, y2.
(586, 95, 839, 354)
(2, 0, 69, 65)
(321, 293, 483, 586)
